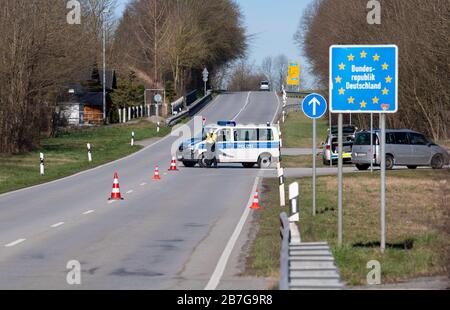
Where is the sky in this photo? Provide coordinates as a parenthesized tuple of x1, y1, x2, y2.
(114, 0, 316, 86)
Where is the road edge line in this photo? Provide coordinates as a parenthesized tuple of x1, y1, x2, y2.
(204, 176, 260, 290)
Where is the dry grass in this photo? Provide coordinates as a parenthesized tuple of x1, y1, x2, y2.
(246, 169, 450, 285)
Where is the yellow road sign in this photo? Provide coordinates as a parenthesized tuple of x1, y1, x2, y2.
(287, 61, 300, 86)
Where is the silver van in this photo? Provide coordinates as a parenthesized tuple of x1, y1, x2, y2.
(352, 129, 449, 170)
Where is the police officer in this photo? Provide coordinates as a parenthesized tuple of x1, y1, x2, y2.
(205, 129, 218, 168)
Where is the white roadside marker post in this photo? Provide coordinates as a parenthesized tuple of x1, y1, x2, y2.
(282, 110, 286, 123)
(131, 131, 135, 146)
(87, 143, 92, 162)
(118, 109, 122, 123)
(289, 182, 299, 222)
(277, 163, 286, 207)
(40, 152, 45, 176)
(157, 122, 160, 133)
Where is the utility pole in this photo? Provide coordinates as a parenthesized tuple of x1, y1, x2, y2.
(102, 9, 109, 124)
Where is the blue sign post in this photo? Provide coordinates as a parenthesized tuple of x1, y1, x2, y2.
(330, 45, 398, 113)
(301, 93, 327, 217)
(330, 45, 398, 252)
(302, 93, 327, 119)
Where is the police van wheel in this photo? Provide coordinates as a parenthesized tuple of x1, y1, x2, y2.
(258, 154, 272, 169)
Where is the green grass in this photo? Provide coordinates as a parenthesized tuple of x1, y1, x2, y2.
(246, 169, 450, 286)
(0, 120, 170, 194)
(281, 111, 328, 148)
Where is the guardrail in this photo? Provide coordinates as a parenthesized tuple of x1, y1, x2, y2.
(185, 90, 198, 106)
(285, 91, 312, 98)
(278, 186, 344, 290)
(279, 212, 290, 290)
(171, 97, 184, 115)
(165, 91, 212, 126)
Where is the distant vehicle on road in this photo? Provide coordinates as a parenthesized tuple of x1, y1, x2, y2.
(259, 80, 270, 91)
(322, 125, 357, 165)
(177, 121, 280, 168)
(352, 129, 449, 170)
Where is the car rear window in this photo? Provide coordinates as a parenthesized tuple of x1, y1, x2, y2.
(354, 133, 377, 145)
(331, 126, 356, 135)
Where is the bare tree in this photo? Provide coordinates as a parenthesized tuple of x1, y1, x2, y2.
(274, 54, 289, 92)
(113, 0, 247, 94)
(0, 0, 115, 153)
(261, 56, 275, 86)
(295, 0, 449, 140)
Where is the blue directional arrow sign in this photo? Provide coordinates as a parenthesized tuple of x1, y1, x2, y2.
(330, 45, 398, 113)
(302, 93, 327, 119)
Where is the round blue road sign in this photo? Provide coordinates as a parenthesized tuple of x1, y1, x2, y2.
(302, 93, 328, 119)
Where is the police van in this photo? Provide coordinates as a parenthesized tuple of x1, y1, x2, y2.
(177, 121, 280, 168)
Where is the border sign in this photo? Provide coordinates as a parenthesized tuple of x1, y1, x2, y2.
(329, 45, 398, 113)
(287, 61, 300, 86)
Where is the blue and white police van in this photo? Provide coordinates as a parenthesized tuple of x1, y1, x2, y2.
(177, 121, 281, 168)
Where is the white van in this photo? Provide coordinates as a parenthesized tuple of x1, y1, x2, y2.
(177, 121, 280, 168)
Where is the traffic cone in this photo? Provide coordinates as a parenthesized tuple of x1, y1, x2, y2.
(109, 172, 123, 200)
(168, 156, 179, 171)
(249, 188, 261, 210)
(152, 165, 161, 180)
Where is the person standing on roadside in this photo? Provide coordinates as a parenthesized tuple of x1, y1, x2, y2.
(205, 129, 218, 168)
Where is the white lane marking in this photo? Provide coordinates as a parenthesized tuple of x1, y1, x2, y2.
(50, 222, 65, 228)
(108, 200, 116, 204)
(126, 190, 134, 194)
(205, 176, 260, 290)
(231, 92, 252, 120)
(83, 210, 95, 215)
(273, 91, 282, 123)
(5, 239, 26, 247)
(140, 182, 147, 186)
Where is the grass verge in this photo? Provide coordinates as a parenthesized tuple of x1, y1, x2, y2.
(0, 120, 170, 194)
(245, 169, 450, 286)
(281, 111, 328, 148)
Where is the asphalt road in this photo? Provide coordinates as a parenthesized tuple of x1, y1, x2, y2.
(0, 91, 280, 289)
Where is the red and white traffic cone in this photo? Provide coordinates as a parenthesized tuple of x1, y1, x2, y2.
(109, 172, 123, 200)
(249, 188, 261, 210)
(152, 165, 161, 180)
(168, 156, 179, 171)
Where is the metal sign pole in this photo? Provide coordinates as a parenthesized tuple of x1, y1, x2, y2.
(370, 113, 374, 172)
(338, 113, 343, 246)
(313, 119, 317, 216)
(380, 114, 386, 253)
(329, 111, 332, 168)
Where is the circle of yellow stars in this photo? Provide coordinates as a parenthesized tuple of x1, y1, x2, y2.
(335, 50, 393, 110)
